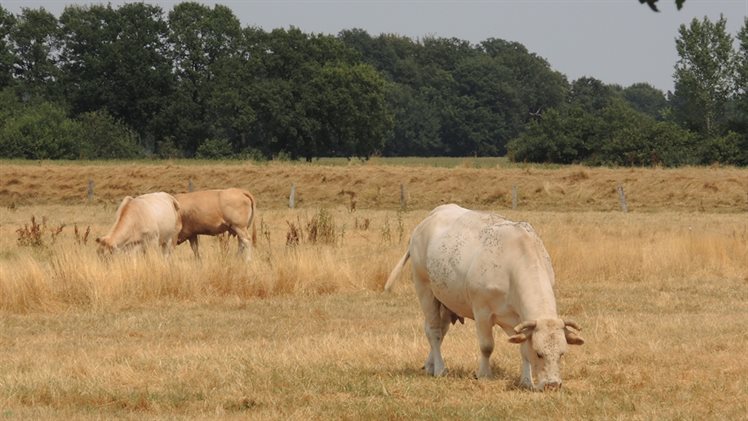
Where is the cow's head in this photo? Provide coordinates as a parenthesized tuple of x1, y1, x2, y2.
(95, 236, 117, 255)
(508, 318, 584, 391)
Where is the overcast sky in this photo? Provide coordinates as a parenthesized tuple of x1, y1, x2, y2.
(3, 0, 747, 92)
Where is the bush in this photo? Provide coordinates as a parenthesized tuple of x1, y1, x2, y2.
(156, 136, 183, 159)
(0, 101, 80, 159)
(697, 132, 743, 165)
(76, 111, 142, 159)
(508, 101, 705, 167)
(195, 138, 234, 159)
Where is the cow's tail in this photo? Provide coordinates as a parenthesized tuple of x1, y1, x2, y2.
(384, 250, 410, 292)
(243, 190, 257, 246)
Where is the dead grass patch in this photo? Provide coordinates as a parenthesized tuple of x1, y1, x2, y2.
(0, 161, 747, 418)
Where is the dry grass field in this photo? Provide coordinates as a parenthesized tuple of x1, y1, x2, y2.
(0, 160, 747, 419)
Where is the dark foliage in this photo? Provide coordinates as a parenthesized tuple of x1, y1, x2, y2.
(0, 2, 746, 167)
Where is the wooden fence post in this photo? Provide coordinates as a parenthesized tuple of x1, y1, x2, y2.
(617, 184, 628, 213)
(87, 179, 94, 203)
(289, 183, 296, 209)
(188, 178, 194, 192)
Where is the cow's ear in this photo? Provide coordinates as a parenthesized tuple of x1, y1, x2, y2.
(508, 333, 529, 344)
(564, 328, 585, 345)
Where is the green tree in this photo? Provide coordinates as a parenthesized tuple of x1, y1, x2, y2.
(383, 84, 443, 156)
(59, 3, 173, 147)
(0, 6, 15, 89)
(309, 63, 393, 159)
(593, 101, 698, 166)
(246, 27, 362, 159)
(508, 94, 699, 167)
(671, 15, 736, 136)
(727, 18, 748, 165)
(507, 106, 601, 164)
(10, 8, 60, 100)
(569, 77, 617, 113)
(163, 2, 243, 155)
(361, 33, 422, 84)
(621, 83, 668, 120)
(479, 38, 568, 118)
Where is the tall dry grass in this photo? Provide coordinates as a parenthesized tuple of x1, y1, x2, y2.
(0, 207, 400, 312)
(1, 205, 746, 313)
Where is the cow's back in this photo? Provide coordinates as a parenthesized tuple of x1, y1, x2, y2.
(175, 190, 224, 235)
(176, 189, 252, 233)
(409, 205, 554, 321)
(99, 192, 180, 250)
(136, 192, 181, 242)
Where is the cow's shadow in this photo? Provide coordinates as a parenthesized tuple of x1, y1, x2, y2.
(372, 363, 519, 390)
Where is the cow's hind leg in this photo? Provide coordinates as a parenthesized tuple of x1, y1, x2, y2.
(230, 226, 252, 261)
(474, 310, 494, 379)
(188, 236, 200, 259)
(414, 274, 451, 376)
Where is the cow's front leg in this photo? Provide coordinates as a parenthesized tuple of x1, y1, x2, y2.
(161, 240, 172, 256)
(474, 310, 494, 379)
(518, 342, 534, 389)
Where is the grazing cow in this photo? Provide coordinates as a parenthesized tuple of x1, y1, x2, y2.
(96, 192, 182, 255)
(175, 188, 257, 260)
(385, 204, 584, 391)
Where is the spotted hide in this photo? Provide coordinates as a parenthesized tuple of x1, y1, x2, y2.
(385, 204, 584, 390)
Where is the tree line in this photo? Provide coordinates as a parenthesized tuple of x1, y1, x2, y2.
(0, 2, 746, 166)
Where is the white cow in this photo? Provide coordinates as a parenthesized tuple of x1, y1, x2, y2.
(385, 204, 584, 390)
(96, 192, 182, 255)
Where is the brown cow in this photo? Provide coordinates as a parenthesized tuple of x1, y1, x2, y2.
(175, 188, 257, 260)
(96, 192, 182, 255)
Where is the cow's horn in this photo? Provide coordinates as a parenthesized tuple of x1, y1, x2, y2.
(564, 320, 582, 331)
(513, 320, 537, 333)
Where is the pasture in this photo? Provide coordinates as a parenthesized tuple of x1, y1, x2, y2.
(0, 160, 747, 419)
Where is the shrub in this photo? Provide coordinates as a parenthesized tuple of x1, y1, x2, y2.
(0, 101, 80, 159)
(76, 111, 142, 159)
(697, 132, 743, 165)
(195, 138, 234, 159)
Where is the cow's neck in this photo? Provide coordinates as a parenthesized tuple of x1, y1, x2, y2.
(511, 274, 559, 321)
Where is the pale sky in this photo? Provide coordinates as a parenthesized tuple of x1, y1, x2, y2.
(3, 0, 748, 92)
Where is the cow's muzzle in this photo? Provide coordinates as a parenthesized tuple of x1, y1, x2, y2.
(541, 381, 562, 391)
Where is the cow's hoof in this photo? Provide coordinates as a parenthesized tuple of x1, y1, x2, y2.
(423, 363, 434, 376)
(433, 367, 448, 377)
(518, 379, 535, 390)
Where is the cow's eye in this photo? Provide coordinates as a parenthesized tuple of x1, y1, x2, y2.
(536, 353, 543, 359)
